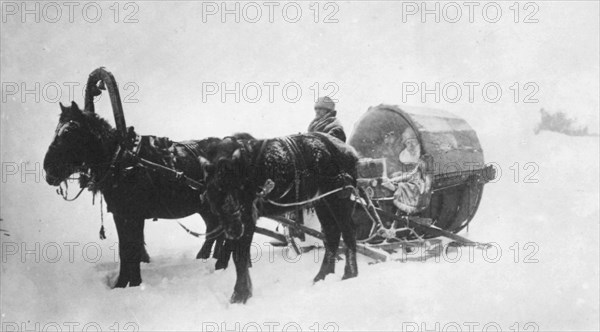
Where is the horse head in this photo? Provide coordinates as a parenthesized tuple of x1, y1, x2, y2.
(43, 101, 115, 186)
(201, 137, 251, 240)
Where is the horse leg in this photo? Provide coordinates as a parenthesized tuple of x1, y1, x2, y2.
(197, 239, 214, 260)
(197, 209, 219, 260)
(215, 236, 232, 270)
(197, 209, 231, 270)
(113, 216, 145, 288)
(313, 202, 341, 282)
(141, 227, 150, 263)
(230, 222, 254, 304)
(196, 232, 231, 270)
(337, 197, 358, 280)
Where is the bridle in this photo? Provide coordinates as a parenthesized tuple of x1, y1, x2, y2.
(50, 119, 86, 200)
(50, 117, 124, 200)
(54, 119, 80, 138)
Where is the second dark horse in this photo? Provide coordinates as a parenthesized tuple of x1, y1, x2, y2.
(201, 133, 360, 303)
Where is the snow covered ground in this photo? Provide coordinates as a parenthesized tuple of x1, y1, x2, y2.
(1, 129, 598, 331)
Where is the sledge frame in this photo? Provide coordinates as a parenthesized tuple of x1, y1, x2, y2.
(256, 188, 493, 263)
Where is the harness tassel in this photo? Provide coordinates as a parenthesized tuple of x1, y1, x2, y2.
(99, 195, 106, 240)
(99, 225, 106, 240)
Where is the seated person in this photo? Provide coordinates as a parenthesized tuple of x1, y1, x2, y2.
(382, 128, 432, 214)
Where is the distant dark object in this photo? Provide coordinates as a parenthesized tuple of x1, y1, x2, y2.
(0, 219, 9, 236)
(535, 108, 591, 136)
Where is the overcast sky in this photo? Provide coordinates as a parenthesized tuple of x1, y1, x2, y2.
(2, 1, 598, 167)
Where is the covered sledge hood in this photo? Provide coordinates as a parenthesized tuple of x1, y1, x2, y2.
(349, 104, 494, 234)
(348, 104, 485, 177)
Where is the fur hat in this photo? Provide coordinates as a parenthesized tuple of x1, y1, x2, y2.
(314, 96, 335, 111)
(401, 127, 417, 144)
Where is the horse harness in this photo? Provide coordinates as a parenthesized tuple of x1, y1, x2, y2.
(62, 127, 206, 205)
(245, 136, 306, 202)
(254, 134, 358, 208)
(279, 135, 306, 217)
(128, 134, 206, 192)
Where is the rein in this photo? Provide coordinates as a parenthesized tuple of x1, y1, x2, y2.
(250, 135, 356, 218)
(177, 222, 224, 240)
(262, 184, 356, 208)
(57, 181, 86, 201)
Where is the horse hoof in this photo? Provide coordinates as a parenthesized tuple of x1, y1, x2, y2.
(129, 279, 142, 287)
(342, 264, 358, 280)
(230, 291, 251, 304)
(196, 249, 210, 260)
(114, 279, 128, 288)
(215, 259, 229, 270)
(313, 274, 327, 283)
(342, 272, 358, 280)
(197, 244, 213, 260)
(113, 275, 142, 288)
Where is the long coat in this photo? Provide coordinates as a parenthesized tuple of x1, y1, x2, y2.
(307, 111, 346, 142)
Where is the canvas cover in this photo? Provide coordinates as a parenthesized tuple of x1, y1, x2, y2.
(349, 104, 485, 177)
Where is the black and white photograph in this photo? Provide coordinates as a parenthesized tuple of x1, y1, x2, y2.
(1, 1, 599, 331)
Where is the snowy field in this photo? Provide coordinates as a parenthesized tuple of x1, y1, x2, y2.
(2, 1, 599, 331)
(2, 129, 599, 331)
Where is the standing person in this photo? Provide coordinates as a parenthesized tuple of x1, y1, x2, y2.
(307, 96, 346, 142)
(282, 97, 345, 243)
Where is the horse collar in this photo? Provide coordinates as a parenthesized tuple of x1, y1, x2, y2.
(88, 131, 139, 192)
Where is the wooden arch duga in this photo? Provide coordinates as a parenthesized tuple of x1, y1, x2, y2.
(84, 67, 128, 139)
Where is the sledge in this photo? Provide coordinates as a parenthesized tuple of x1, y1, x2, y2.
(265, 104, 496, 261)
(75, 67, 495, 263)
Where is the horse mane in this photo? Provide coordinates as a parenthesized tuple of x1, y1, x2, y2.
(82, 110, 118, 145)
(76, 109, 120, 180)
(232, 132, 255, 141)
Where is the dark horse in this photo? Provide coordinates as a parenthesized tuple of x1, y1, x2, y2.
(201, 133, 359, 303)
(43, 100, 243, 287)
